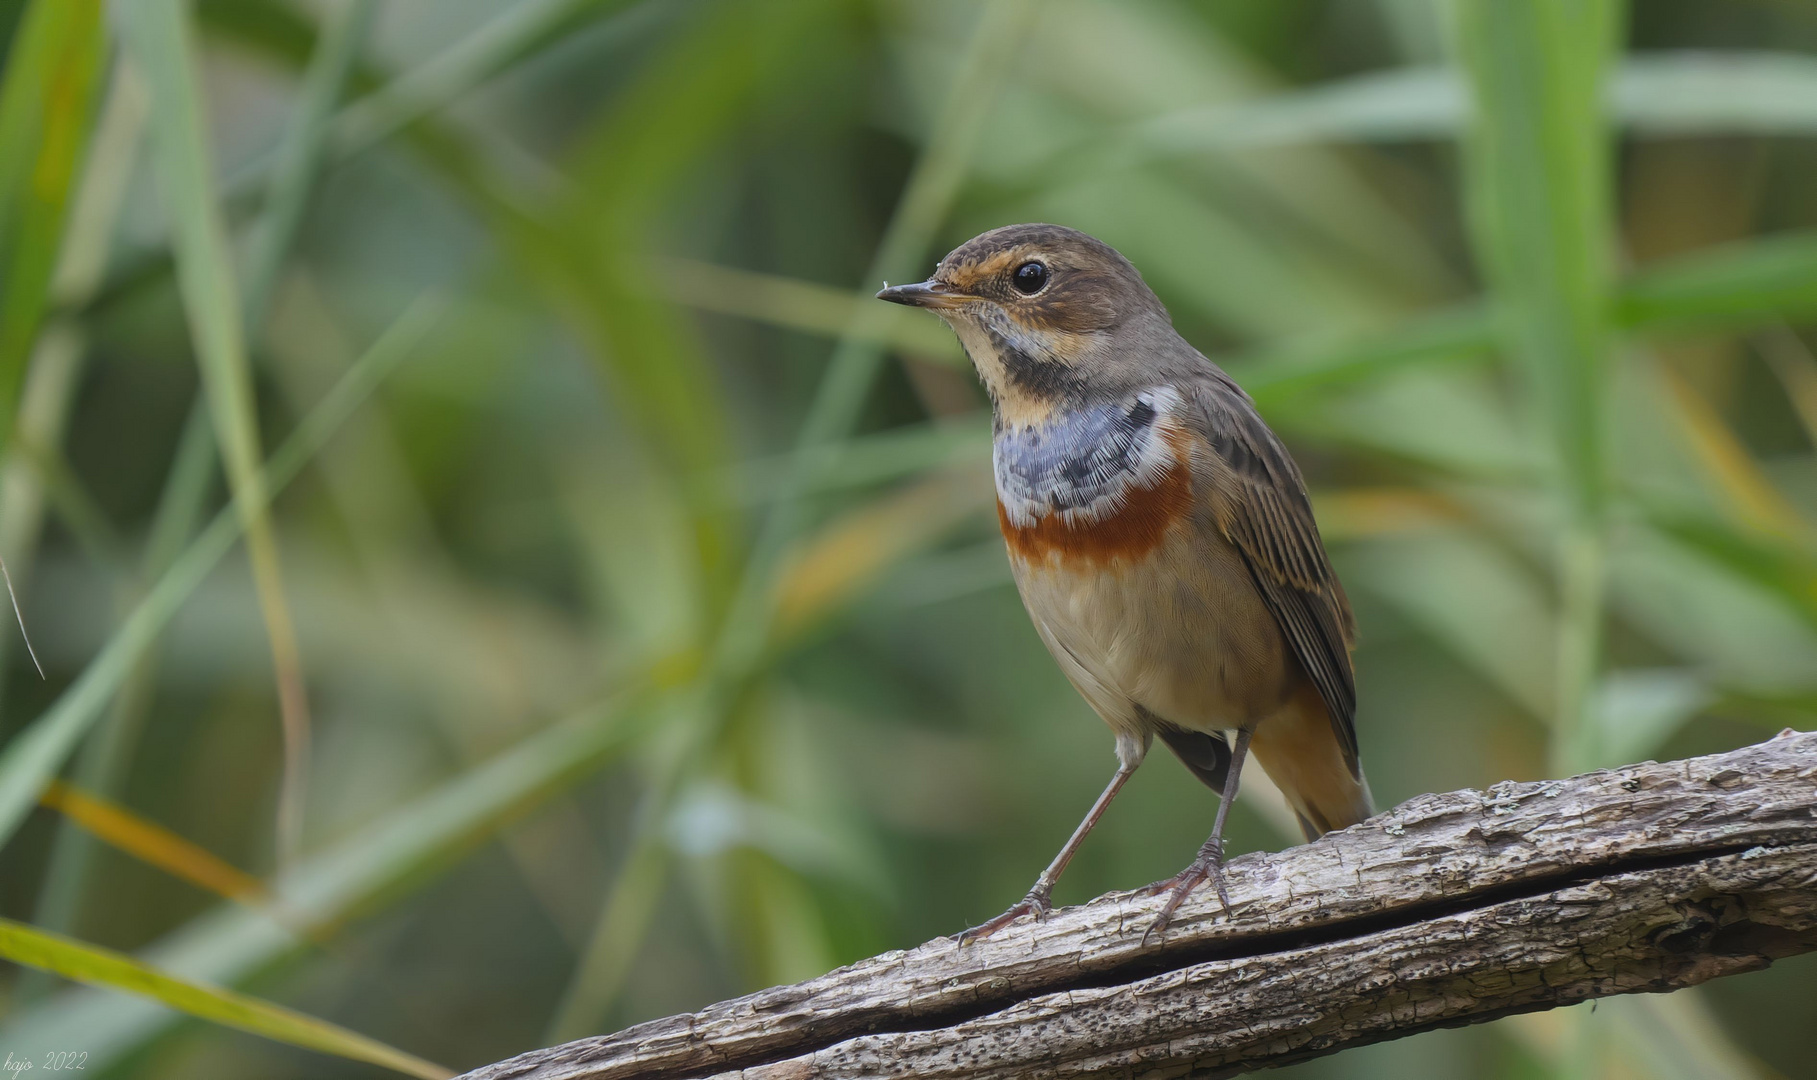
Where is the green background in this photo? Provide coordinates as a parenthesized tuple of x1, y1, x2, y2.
(0, 0, 1813, 1077)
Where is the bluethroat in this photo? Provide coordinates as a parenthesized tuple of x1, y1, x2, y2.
(878, 224, 1372, 940)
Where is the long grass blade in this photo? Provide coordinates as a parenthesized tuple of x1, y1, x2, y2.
(118, 0, 317, 865)
(1131, 53, 1817, 156)
(1453, 0, 1623, 783)
(1453, 1, 1620, 529)
(1615, 52, 1817, 137)
(1619, 231, 1817, 333)
(0, 296, 441, 853)
(241, 0, 377, 332)
(1645, 510, 1817, 633)
(729, 416, 990, 504)
(1757, 325, 1817, 449)
(1653, 361, 1809, 539)
(39, 780, 271, 907)
(0, 0, 104, 452)
(0, 917, 451, 1079)
(770, 471, 983, 644)
(1237, 304, 1494, 407)
(1136, 66, 1461, 150)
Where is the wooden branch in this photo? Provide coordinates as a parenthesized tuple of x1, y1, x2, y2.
(464, 731, 1817, 1080)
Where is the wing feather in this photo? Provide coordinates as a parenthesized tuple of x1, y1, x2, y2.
(1182, 372, 1360, 775)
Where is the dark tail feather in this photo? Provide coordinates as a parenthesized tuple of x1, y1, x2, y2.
(1156, 724, 1231, 796)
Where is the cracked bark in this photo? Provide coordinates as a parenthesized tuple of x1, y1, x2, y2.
(462, 730, 1817, 1080)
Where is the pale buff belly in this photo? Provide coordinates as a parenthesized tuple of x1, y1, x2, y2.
(1008, 523, 1296, 742)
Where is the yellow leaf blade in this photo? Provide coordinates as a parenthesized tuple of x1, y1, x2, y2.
(39, 780, 269, 907)
(0, 918, 452, 1079)
(772, 471, 982, 639)
(1658, 363, 1809, 539)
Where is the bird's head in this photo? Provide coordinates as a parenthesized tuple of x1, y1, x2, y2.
(877, 223, 1170, 426)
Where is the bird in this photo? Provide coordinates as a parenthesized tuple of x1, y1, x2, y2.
(876, 223, 1372, 940)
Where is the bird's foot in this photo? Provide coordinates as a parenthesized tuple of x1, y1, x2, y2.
(1140, 836, 1229, 944)
(957, 885, 1054, 944)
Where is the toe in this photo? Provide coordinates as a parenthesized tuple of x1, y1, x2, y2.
(959, 897, 1038, 943)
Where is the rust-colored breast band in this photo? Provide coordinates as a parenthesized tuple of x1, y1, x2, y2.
(998, 437, 1194, 569)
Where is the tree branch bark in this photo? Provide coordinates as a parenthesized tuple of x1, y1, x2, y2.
(464, 731, 1817, 1080)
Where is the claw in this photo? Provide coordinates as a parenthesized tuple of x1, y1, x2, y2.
(1141, 837, 1229, 945)
(958, 887, 1053, 944)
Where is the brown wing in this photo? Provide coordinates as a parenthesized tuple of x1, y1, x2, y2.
(1181, 371, 1360, 776)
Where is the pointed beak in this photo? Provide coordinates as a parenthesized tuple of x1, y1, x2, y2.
(875, 279, 967, 309)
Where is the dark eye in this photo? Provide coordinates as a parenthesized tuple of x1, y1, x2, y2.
(1012, 261, 1048, 294)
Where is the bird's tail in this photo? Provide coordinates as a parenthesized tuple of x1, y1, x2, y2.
(1249, 681, 1374, 842)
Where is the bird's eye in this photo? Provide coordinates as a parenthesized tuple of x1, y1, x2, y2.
(1012, 261, 1049, 294)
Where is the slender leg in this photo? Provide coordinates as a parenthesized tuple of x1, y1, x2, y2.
(1146, 726, 1252, 940)
(960, 763, 1136, 943)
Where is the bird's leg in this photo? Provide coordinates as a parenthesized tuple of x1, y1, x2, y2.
(959, 763, 1136, 943)
(1145, 727, 1252, 941)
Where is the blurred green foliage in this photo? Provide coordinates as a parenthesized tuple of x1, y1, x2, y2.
(0, 0, 1813, 1077)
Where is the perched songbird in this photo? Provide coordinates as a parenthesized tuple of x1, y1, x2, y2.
(878, 224, 1372, 939)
